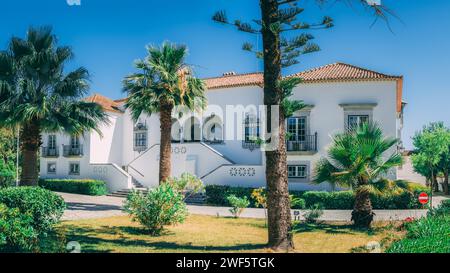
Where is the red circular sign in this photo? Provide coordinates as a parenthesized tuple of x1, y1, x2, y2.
(418, 192, 429, 205)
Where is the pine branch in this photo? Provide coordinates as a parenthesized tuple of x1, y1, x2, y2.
(277, 0, 299, 6)
(278, 7, 305, 24)
(281, 16, 334, 32)
(212, 10, 228, 24)
(213, 10, 261, 34)
(234, 20, 259, 34)
(242, 43, 263, 59)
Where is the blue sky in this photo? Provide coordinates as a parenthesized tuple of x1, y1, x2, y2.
(0, 0, 449, 149)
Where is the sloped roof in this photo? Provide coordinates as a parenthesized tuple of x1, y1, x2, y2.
(84, 93, 124, 114)
(289, 62, 402, 82)
(204, 72, 263, 89)
(204, 63, 402, 90)
(109, 63, 404, 112)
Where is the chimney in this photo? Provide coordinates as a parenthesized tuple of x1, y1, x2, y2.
(223, 71, 236, 77)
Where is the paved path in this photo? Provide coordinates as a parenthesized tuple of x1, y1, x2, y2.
(59, 192, 448, 222)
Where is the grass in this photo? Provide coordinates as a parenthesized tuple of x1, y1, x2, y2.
(58, 214, 405, 253)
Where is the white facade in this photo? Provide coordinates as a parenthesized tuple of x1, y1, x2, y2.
(39, 63, 404, 192)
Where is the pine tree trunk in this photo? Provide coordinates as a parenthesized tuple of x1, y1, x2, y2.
(261, 0, 294, 251)
(351, 187, 375, 228)
(20, 121, 41, 186)
(159, 101, 174, 184)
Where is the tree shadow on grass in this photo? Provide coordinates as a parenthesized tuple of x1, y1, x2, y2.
(65, 202, 123, 212)
(63, 225, 266, 253)
(293, 222, 378, 235)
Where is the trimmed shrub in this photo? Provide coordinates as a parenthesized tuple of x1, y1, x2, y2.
(206, 185, 255, 207)
(0, 187, 65, 233)
(303, 191, 332, 208)
(124, 184, 188, 236)
(386, 215, 450, 253)
(206, 185, 431, 210)
(291, 197, 306, 209)
(205, 185, 304, 208)
(0, 204, 38, 252)
(39, 179, 108, 196)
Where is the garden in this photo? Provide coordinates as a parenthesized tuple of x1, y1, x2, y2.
(0, 26, 448, 254)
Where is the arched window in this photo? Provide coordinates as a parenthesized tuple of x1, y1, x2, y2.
(203, 114, 223, 143)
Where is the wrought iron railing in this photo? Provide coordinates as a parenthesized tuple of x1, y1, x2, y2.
(286, 133, 317, 152)
(63, 145, 83, 157)
(41, 147, 59, 157)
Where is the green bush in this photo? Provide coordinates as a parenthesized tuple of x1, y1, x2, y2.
(227, 195, 250, 218)
(428, 199, 450, 217)
(291, 197, 306, 209)
(39, 179, 108, 196)
(0, 204, 38, 252)
(205, 185, 304, 208)
(0, 160, 15, 188)
(206, 185, 256, 207)
(124, 184, 188, 236)
(304, 204, 324, 223)
(386, 215, 450, 253)
(205, 184, 429, 210)
(0, 187, 65, 233)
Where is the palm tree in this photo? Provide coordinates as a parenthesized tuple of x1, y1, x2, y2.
(313, 122, 403, 228)
(123, 42, 206, 184)
(0, 26, 108, 186)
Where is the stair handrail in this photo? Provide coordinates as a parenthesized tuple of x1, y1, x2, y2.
(128, 164, 145, 177)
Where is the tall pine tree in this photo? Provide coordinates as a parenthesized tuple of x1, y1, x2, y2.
(213, 0, 391, 250)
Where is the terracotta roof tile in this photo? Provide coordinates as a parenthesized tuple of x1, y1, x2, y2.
(203, 63, 401, 90)
(109, 63, 404, 112)
(84, 93, 124, 114)
(289, 62, 402, 82)
(204, 72, 263, 89)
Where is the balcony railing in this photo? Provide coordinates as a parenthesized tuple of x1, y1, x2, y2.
(286, 133, 317, 152)
(63, 145, 83, 157)
(41, 147, 59, 157)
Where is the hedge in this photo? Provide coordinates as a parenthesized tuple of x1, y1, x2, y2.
(205, 185, 305, 208)
(39, 179, 108, 196)
(205, 183, 430, 210)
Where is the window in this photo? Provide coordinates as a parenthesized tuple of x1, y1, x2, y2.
(288, 165, 307, 178)
(69, 163, 80, 175)
(48, 135, 57, 149)
(348, 115, 369, 129)
(244, 114, 260, 143)
(70, 135, 80, 149)
(134, 132, 147, 148)
(47, 162, 56, 174)
(287, 117, 307, 141)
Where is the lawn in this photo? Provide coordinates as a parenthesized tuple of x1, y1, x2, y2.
(59, 215, 405, 253)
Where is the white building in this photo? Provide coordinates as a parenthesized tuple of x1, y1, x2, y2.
(39, 63, 405, 193)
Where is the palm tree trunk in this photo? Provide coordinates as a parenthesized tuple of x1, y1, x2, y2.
(261, 0, 294, 251)
(159, 102, 174, 184)
(20, 121, 41, 186)
(351, 186, 375, 228)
